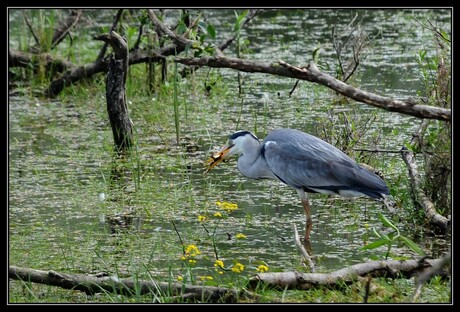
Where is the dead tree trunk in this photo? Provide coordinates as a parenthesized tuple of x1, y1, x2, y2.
(95, 31, 133, 154)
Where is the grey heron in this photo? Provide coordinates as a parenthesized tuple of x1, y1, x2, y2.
(205, 128, 391, 242)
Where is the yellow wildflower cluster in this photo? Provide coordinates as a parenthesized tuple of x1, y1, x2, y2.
(231, 262, 245, 273)
(181, 244, 201, 266)
(198, 276, 214, 281)
(185, 244, 201, 257)
(216, 201, 238, 212)
(197, 215, 207, 222)
(214, 259, 224, 268)
(214, 259, 225, 275)
(256, 264, 269, 273)
(235, 233, 247, 239)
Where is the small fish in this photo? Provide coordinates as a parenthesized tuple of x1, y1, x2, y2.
(204, 152, 225, 174)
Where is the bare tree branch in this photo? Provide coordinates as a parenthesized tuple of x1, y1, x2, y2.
(97, 9, 124, 62)
(175, 55, 450, 121)
(147, 9, 194, 50)
(21, 11, 40, 48)
(50, 9, 83, 50)
(401, 147, 450, 231)
(293, 224, 315, 272)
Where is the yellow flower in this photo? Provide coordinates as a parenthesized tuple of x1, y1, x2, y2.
(231, 262, 245, 273)
(188, 259, 197, 265)
(236, 233, 247, 239)
(256, 265, 269, 273)
(185, 244, 201, 257)
(213, 212, 222, 218)
(198, 215, 207, 222)
(214, 259, 224, 268)
(199, 276, 213, 281)
(216, 201, 238, 212)
(177, 275, 183, 281)
(180, 256, 186, 261)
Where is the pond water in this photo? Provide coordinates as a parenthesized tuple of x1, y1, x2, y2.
(9, 9, 451, 282)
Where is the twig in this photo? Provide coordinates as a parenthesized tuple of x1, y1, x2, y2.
(133, 24, 143, 50)
(171, 220, 185, 254)
(50, 9, 83, 50)
(363, 276, 371, 303)
(21, 11, 40, 48)
(352, 148, 404, 154)
(97, 9, 124, 61)
(293, 224, 315, 272)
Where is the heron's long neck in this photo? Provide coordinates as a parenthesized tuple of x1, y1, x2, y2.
(237, 140, 276, 180)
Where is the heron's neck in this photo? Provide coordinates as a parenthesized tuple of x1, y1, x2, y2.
(237, 141, 276, 180)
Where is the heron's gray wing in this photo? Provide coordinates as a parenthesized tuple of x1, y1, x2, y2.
(262, 130, 388, 197)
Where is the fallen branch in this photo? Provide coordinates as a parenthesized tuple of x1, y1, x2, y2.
(41, 48, 168, 97)
(9, 49, 74, 76)
(248, 258, 448, 290)
(293, 224, 315, 272)
(401, 147, 450, 232)
(175, 56, 450, 122)
(8, 266, 242, 303)
(411, 250, 451, 302)
(50, 9, 83, 50)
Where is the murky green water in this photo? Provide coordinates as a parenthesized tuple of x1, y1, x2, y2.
(9, 9, 451, 282)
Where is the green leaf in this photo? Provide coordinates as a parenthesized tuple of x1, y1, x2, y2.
(361, 238, 391, 250)
(372, 227, 381, 238)
(176, 21, 187, 36)
(399, 235, 426, 256)
(378, 213, 399, 232)
(207, 24, 216, 39)
(312, 47, 321, 63)
(380, 233, 391, 242)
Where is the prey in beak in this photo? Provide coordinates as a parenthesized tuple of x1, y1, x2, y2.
(204, 143, 233, 174)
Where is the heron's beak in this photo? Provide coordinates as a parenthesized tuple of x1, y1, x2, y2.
(204, 144, 233, 174)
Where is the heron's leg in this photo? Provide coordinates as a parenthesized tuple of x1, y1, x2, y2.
(301, 197, 313, 242)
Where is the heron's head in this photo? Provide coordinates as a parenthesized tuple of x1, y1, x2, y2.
(205, 130, 259, 173)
